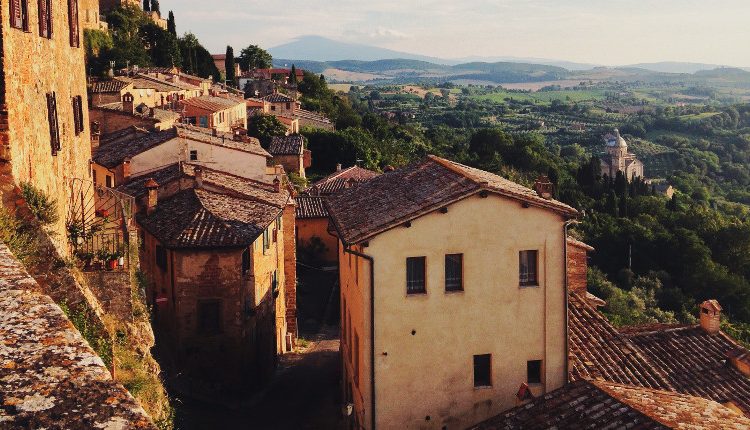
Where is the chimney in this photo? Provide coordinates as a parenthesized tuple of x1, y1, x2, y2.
(727, 349, 750, 377)
(194, 166, 203, 189)
(149, 107, 155, 118)
(145, 178, 159, 215)
(122, 93, 135, 115)
(336, 163, 342, 171)
(567, 238, 594, 294)
(273, 177, 281, 193)
(122, 157, 132, 181)
(699, 300, 722, 334)
(533, 175, 554, 200)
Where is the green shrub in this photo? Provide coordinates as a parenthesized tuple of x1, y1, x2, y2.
(21, 182, 58, 225)
(0, 208, 37, 264)
(59, 302, 113, 369)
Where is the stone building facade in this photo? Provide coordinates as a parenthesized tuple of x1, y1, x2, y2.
(600, 129, 644, 181)
(1, 0, 93, 254)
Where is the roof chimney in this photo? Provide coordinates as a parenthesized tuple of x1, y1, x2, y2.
(273, 177, 281, 193)
(149, 107, 155, 118)
(122, 157, 132, 181)
(699, 300, 722, 334)
(533, 175, 554, 200)
(122, 93, 135, 115)
(727, 348, 750, 377)
(336, 163, 342, 171)
(145, 178, 159, 215)
(194, 166, 203, 189)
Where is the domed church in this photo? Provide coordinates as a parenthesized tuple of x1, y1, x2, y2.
(600, 129, 644, 181)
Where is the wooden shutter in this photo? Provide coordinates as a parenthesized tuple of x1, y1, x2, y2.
(72, 96, 80, 135)
(10, 0, 23, 29)
(46, 0, 53, 37)
(38, 0, 49, 38)
(68, 0, 80, 47)
(47, 93, 60, 155)
(77, 96, 84, 134)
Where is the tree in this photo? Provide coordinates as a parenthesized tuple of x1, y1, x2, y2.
(178, 33, 220, 82)
(237, 45, 272, 71)
(140, 22, 181, 68)
(247, 114, 288, 145)
(225, 46, 236, 85)
(167, 11, 176, 36)
(290, 65, 298, 85)
(142, 0, 150, 12)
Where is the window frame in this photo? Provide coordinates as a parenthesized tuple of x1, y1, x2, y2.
(519, 250, 539, 287)
(527, 360, 543, 385)
(473, 354, 492, 388)
(262, 227, 270, 254)
(445, 253, 464, 292)
(406, 256, 426, 295)
(241, 248, 250, 275)
(38, 0, 52, 39)
(10, 0, 30, 31)
(68, 0, 80, 47)
(189, 149, 198, 161)
(46, 92, 60, 156)
(196, 299, 222, 335)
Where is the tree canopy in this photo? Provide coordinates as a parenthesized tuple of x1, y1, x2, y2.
(237, 45, 272, 71)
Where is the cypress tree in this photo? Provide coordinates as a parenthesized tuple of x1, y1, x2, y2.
(143, 0, 150, 12)
(225, 46, 236, 85)
(167, 11, 176, 36)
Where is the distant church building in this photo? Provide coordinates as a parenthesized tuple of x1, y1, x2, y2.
(600, 129, 644, 181)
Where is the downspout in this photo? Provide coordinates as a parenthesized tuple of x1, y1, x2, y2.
(563, 219, 579, 383)
(344, 246, 376, 430)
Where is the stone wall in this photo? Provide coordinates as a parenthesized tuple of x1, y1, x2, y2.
(0, 243, 155, 428)
(567, 239, 592, 293)
(2, 0, 94, 256)
(85, 270, 133, 320)
(90, 106, 160, 135)
(283, 203, 298, 342)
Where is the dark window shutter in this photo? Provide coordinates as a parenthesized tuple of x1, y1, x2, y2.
(77, 96, 85, 134)
(46, 0, 53, 37)
(68, 0, 80, 47)
(47, 92, 60, 155)
(10, 0, 23, 29)
(38, 0, 48, 38)
(72, 96, 81, 135)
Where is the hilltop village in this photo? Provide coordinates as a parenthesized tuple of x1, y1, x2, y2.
(1, 1, 750, 430)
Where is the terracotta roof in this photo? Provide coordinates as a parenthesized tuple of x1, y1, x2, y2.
(179, 95, 243, 112)
(567, 237, 595, 251)
(269, 135, 305, 155)
(99, 125, 151, 145)
(308, 166, 380, 196)
(137, 188, 282, 249)
(115, 164, 183, 198)
(623, 325, 750, 416)
(471, 380, 750, 430)
(93, 128, 178, 169)
(326, 156, 577, 245)
(91, 79, 132, 93)
(93, 103, 181, 123)
(175, 126, 271, 158)
(212, 54, 226, 60)
(568, 292, 672, 390)
(296, 195, 328, 219)
(118, 75, 183, 93)
(263, 93, 296, 103)
(0, 244, 155, 429)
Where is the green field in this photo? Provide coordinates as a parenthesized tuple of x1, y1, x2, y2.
(470, 89, 607, 104)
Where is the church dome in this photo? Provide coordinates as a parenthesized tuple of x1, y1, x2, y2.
(606, 129, 628, 148)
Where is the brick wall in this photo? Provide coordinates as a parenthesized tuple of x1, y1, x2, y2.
(84, 270, 133, 320)
(567, 239, 592, 293)
(90, 107, 159, 135)
(282, 203, 297, 342)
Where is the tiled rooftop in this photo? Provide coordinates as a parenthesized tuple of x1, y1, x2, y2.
(470, 380, 750, 430)
(307, 166, 380, 196)
(263, 93, 296, 103)
(91, 79, 132, 93)
(0, 244, 155, 429)
(180, 95, 244, 112)
(93, 128, 178, 169)
(269, 135, 305, 156)
(296, 195, 328, 219)
(137, 188, 283, 249)
(326, 156, 577, 245)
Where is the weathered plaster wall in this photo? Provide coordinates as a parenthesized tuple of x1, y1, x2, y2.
(297, 217, 339, 264)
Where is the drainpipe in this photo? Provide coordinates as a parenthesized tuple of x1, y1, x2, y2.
(344, 245, 376, 430)
(563, 219, 580, 383)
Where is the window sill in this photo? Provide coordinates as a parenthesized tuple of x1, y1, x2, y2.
(473, 385, 493, 391)
(406, 292, 427, 297)
(520, 284, 540, 288)
(445, 289, 464, 294)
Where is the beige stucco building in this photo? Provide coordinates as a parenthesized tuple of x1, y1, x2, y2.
(326, 156, 578, 429)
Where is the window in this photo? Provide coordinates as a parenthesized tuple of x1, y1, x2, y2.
(197, 300, 221, 335)
(38, 0, 52, 39)
(199, 116, 208, 128)
(241, 248, 250, 274)
(527, 360, 543, 384)
(473, 354, 492, 387)
(285, 103, 291, 110)
(406, 257, 426, 294)
(262, 228, 270, 253)
(271, 270, 278, 295)
(155, 245, 167, 271)
(46, 92, 60, 156)
(92, 169, 97, 185)
(10, 0, 29, 31)
(105, 175, 113, 188)
(270, 105, 276, 111)
(189, 150, 198, 161)
(72, 95, 84, 135)
(68, 0, 80, 47)
(519, 250, 539, 286)
(445, 254, 463, 292)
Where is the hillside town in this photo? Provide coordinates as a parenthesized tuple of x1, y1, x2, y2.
(1, 1, 750, 430)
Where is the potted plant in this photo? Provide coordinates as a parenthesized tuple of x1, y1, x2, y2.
(74, 250, 94, 270)
(108, 250, 123, 270)
(96, 248, 111, 270)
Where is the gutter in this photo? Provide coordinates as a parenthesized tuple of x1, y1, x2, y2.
(563, 219, 579, 383)
(344, 245, 376, 430)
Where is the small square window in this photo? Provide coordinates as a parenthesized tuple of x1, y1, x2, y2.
(445, 254, 463, 292)
(189, 150, 198, 161)
(406, 256, 426, 294)
(527, 360, 542, 384)
(519, 250, 538, 286)
(473, 354, 492, 387)
(105, 175, 113, 188)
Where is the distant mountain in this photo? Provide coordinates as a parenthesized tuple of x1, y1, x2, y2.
(269, 36, 450, 64)
(624, 62, 741, 74)
(452, 56, 600, 71)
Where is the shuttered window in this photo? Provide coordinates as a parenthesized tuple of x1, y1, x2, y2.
(46, 92, 60, 156)
(11, 0, 29, 31)
(68, 0, 80, 47)
(72, 95, 84, 135)
(445, 253, 463, 292)
(38, 0, 52, 39)
(519, 250, 539, 286)
(406, 256, 426, 294)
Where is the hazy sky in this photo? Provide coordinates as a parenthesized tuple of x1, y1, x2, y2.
(160, 0, 750, 66)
